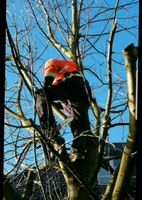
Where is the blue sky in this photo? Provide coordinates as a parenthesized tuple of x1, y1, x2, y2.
(5, 0, 139, 173)
(6, 0, 139, 127)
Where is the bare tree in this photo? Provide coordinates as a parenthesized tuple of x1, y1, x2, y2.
(4, 0, 138, 199)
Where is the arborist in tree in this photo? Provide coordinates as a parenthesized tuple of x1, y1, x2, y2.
(35, 58, 92, 162)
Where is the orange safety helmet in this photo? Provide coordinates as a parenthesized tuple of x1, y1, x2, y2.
(43, 58, 78, 85)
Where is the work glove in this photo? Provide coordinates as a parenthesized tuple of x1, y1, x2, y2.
(44, 76, 54, 88)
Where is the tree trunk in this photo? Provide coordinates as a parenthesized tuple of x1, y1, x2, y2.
(61, 136, 100, 200)
(111, 43, 137, 200)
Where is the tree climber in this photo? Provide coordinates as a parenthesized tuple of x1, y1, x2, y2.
(35, 58, 92, 162)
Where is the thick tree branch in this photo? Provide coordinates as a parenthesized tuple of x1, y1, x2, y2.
(112, 43, 137, 199)
(101, 20, 117, 139)
(94, 1, 119, 185)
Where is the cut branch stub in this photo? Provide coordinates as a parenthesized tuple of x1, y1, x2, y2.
(122, 43, 138, 71)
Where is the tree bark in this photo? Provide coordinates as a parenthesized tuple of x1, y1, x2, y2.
(111, 43, 137, 200)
